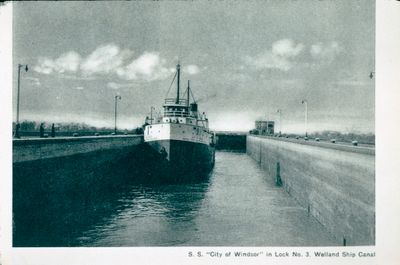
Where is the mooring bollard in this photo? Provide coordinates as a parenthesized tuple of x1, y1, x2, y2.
(39, 123, 44, 138)
(51, 123, 55, 137)
(276, 162, 282, 187)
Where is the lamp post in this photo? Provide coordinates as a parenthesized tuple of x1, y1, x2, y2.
(277, 109, 282, 136)
(114, 95, 121, 134)
(369, 71, 375, 79)
(150, 106, 155, 124)
(301, 99, 308, 137)
(15, 64, 29, 138)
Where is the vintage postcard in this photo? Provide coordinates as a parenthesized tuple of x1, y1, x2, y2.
(0, 0, 399, 264)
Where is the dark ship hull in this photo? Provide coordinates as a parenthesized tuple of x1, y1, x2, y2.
(146, 139, 215, 182)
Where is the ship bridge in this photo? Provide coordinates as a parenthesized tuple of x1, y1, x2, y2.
(163, 98, 199, 119)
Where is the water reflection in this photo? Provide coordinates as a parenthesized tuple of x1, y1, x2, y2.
(81, 182, 211, 246)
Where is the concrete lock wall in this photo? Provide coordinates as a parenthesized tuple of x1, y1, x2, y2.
(247, 135, 375, 246)
(13, 135, 143, 163)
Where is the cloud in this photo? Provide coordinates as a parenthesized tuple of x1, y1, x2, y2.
(245, 39, 304, 71)
(116, 52, 173, 81)
(24, 76, 41, 86)
(183, 64, 200, 75)
(310, 41, 342, 63)
(246, 52, 293, 71)
(33, 43, 132, 77)
(33, 44, 199, 82)
(33, 58, 56, 74)
(80, 44, 132, 75)
(55, 52, 82, 73)
(107, 82, 135, 90)
(272, 39, 304, 57)
(34, 51, 82, 74)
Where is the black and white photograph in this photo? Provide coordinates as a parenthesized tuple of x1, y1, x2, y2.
(1, 0, 400, 264)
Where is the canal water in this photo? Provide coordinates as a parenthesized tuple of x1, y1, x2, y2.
(14, 151, 337, 247)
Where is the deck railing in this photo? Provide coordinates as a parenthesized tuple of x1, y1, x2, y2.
(163, 110, 190, 117)
(164, 98, 188, 106)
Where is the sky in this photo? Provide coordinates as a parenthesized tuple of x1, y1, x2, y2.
(12, 1, 375, 133)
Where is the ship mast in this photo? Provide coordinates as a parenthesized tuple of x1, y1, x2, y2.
(176, 64, 180, 104)
(187, 80, 190, 108)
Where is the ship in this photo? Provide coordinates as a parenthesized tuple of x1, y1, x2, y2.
(144, 64, 215, 181)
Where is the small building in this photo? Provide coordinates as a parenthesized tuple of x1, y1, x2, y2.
(255, 120, 275, 135)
